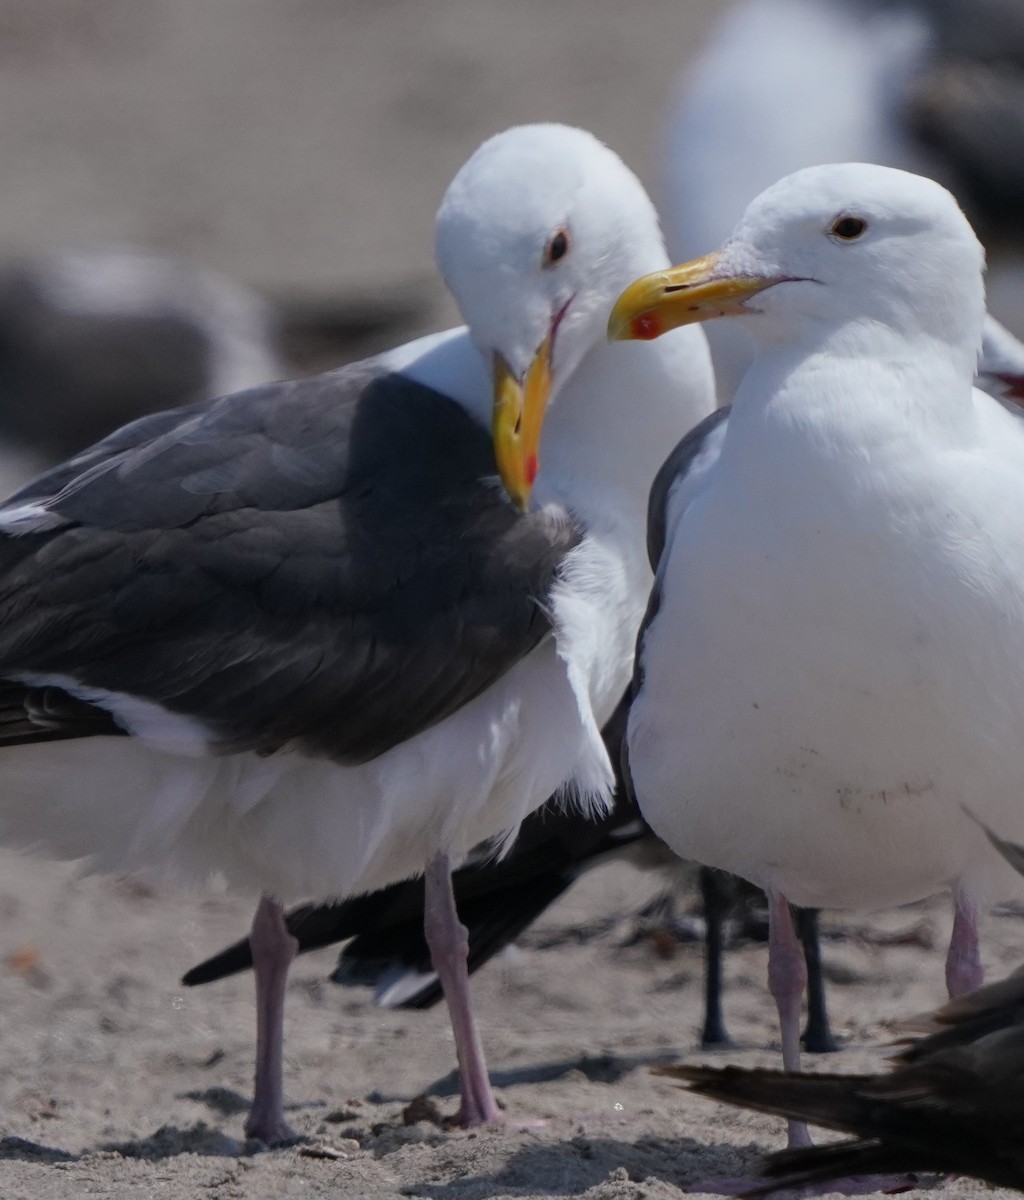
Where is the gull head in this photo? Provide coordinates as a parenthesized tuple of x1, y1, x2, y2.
(611, 162, 985, 368)
(436, 123, 668, 509)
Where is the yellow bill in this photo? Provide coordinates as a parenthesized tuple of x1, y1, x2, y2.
(492, 334, 552, 510)
(608, 252, 774, 342)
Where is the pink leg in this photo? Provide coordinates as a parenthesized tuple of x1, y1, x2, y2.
(681, 892, 915, 1194)
(423, 852, 503, 1126)
(244, 894, 300, 1143)
(766, 891, 811, 1150)
(945, 891, 983, 998)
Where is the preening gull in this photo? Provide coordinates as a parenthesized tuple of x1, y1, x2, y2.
(0, 124, 714, 1140)
(611, 161, 1024, 1164)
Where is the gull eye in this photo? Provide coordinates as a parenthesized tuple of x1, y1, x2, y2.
(829, 215, 868, 242)
(543, 229, 570, 267)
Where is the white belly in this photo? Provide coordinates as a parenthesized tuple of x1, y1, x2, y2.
(630, 448, 1024, 911)
(0, 634, 615, 901)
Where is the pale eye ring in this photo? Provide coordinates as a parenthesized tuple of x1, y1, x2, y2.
(829, 215, 868, 242)
(543, 228, 570, 267)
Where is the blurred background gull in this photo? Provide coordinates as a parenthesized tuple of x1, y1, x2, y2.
(661, 0, 1024, 399)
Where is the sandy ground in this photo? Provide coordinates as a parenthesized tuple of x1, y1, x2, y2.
(0, 847, 1018, 1200)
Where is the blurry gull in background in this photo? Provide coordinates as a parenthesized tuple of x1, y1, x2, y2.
(0, 244, 433, 490)
(661, 0, 1024, 399)
(0, 247, 283, 474)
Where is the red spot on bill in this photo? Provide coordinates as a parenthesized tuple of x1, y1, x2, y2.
(631, 312, 662, 340)
(525, 453, 538, 486)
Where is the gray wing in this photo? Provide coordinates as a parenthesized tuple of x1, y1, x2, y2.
(646, 405, 730, 570)
(6, 400, 212, 506)
(0, 359, 581, 763)
(621, 406, 730, 801)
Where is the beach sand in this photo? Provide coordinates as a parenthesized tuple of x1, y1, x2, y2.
(0, 847, 1019, 1200)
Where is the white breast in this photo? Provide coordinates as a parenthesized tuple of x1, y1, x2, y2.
(630, 384, 1024, 911)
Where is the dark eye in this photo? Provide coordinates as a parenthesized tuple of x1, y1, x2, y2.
(544, 229, 570, 266)
(829, 215, 867, 241)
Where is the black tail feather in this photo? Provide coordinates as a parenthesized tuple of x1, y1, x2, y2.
(334, 871, 571, 1008)
(751, 1140, 921, 1198)
(182, 891, 403, 985)
(657, 1064, 881, 1134)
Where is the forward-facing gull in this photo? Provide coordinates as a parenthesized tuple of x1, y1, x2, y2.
(0, 124, 714, 1141)
(611, 161, 1024, 1159)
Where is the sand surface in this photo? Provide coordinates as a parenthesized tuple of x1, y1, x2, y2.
(0, 847, 1019, 1200)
